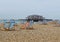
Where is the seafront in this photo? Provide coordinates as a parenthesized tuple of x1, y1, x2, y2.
(0, 15, 60, 42)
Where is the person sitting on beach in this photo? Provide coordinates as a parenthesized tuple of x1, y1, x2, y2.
(21, 20, 33, 29)
(25, 20, 34, 29)
(21, 21, 30, 29)
(25, 21, 30, 29)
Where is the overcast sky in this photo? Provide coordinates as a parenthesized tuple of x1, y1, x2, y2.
(0, 0, 60, 19)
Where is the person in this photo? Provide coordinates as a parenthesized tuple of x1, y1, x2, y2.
(21, 20, 33, 29)
(25, 21, 30, 29)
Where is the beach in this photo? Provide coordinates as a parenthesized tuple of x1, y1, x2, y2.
(0, 23, 60, 42)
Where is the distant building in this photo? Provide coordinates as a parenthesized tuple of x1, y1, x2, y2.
(26, 15, 45, 22)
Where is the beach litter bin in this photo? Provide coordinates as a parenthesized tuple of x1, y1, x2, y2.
(4, 22, 10, 28)
(4, 22, 11, 30)
(4, 20, 15, 30)
(9, 19, 15, 28)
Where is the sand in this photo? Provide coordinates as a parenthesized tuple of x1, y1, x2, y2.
(0, 24, 60, 42)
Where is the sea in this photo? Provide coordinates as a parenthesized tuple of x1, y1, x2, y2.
(0, 19, 26, 24)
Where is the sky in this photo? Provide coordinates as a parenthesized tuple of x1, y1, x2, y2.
(0, 0, 60, 19)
